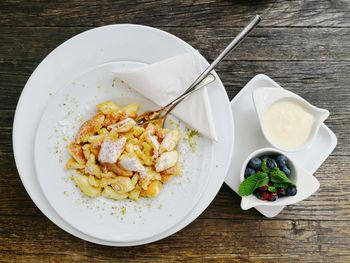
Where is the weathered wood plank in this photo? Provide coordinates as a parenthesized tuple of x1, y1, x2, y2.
(1, 109, 348, 157)
(169, 27, 350, 62)
(0, 215, 349, 262)
(1, 153, 349, 220)
(0, 0, 349, 28)
(0, 154, 43, 217)
(0, 1, 349, 261)
(1, 27, 349, 62)
(1, 60, 349, 156)
(2, 61, 349, 109)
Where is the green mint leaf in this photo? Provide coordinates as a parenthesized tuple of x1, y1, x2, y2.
(239, 172, 268, 196)
(261, 158, 270, 173)
(270, 167, 295, 186)
(256, 176, 269, 187)
(268, 186, 277, 192)
(274, 182, 291, 188)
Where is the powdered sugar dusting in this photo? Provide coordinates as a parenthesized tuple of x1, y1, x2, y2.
(108, 118, 135, 129)
(139, 170, 147, 179)
(119, 155, 145, 173)
(85, 166, 95, 174)
(98, 136, 126, 164)
(161, 130, 180, 152)
(155, 151, 178, 172)
(147, 132, 159, 160)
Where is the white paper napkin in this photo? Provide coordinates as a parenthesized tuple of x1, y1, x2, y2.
(111, 51, 218, 141)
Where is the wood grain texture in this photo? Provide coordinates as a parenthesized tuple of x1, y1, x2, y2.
(1, 27, 350, 62)
(0, 0, 349, 262)
(1, 61, 349, 156)
(0, 0, 349, 27)
(0, 153, 349, 221)
(0, 215, 349, 263)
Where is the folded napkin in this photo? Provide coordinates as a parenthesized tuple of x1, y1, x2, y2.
(111, 51, 218, 141)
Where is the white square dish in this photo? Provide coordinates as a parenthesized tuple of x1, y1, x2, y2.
(225, 74, 337, 217)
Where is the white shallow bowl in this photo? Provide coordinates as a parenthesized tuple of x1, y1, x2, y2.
(13, 24, 234, 246)
(253, 87, 329, 152)
(240, 148, 320, 210)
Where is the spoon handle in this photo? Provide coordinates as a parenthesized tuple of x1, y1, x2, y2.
(167, 15, 261, 107)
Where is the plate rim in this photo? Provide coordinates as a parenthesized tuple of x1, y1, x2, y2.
(13, 24, 234, 246)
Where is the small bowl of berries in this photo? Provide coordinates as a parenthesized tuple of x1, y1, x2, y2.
(239, 148, 320, 210)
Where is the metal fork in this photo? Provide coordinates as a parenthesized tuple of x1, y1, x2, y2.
(136, 15, 261, 126)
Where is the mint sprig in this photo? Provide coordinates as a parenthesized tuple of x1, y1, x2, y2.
(239, 172, 268, 196)
(274, 182, 291, 188)
(268, 186, 277, 193)
(261, 158, 270, 173)
(270, 167, 295, 186)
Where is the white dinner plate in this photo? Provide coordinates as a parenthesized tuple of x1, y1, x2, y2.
(35, 61, 214, 242)
(225, 74, 337, 217)
(13, 24, 234, 245)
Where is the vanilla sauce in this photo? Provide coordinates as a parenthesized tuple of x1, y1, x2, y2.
(264, 100, 315, 150)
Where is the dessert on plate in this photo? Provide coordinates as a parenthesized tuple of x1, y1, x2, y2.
(66, 101, 181, 201)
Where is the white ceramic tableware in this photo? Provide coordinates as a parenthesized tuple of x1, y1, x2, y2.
(225, 74, 337, 218)
(13, 24, 234, 245)
(240, 147, 320, 210)
(35, 62, 215, 243)
(253, 87, 329, 152)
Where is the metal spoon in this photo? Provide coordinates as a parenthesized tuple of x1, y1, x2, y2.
(136, 15, 262, 126)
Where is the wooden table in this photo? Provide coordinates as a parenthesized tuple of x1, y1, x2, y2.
(1, 1, 349, 262)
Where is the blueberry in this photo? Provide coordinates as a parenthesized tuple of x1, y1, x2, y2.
(268, 192, 278, 201)
(281, 166, 291, 177)
(276, 155, 288, 167)
(244, 167, 255, 179)
(248, 157, 262, 169)
(267, 158, 277, 170)
(286, 186, 297, 196)
(277, 188, 286, 197)
(254, 190, 264, 200)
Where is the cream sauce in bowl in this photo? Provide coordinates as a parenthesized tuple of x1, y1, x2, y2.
(253, 87, 329, 152)
(264, 100, 315, 150)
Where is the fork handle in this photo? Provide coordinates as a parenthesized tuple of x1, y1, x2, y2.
(165, 15, 261, 108)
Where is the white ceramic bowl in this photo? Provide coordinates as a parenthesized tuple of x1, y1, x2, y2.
(253, 87, 329, 152)
(240, 148, 320, 210)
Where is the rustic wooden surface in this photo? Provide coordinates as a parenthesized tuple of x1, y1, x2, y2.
(1, 0, 349, 262)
